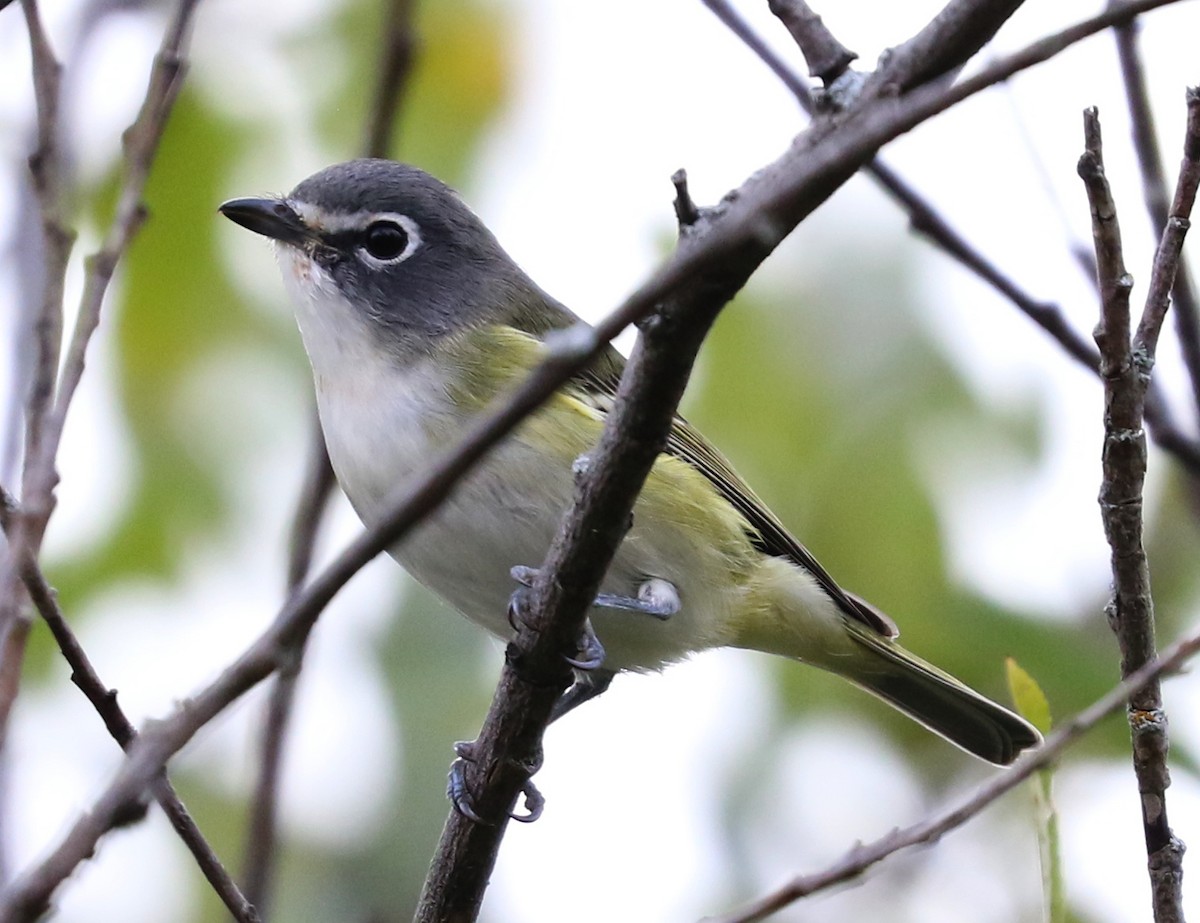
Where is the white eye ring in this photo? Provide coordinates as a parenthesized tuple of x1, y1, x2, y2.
(358, 213, 421, 265)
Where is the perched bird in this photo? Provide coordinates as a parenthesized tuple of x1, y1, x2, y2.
(220, 159, 1040, 766)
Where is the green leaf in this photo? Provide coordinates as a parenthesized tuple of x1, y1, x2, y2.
(1005, 657, 1053, 735)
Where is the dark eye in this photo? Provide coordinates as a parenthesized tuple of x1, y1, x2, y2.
(362, 220, 409, 261)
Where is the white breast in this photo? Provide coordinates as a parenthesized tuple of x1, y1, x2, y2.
(277, 246, 749, 671)
(279, 247, 571, 639)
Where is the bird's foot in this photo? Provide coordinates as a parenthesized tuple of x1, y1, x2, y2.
(595, 577, 680, 621)
(447, 740, 545, 825)
(550, 668, 615, 722)
(510, 565, 679, 622)
(507, 566, 607, 670)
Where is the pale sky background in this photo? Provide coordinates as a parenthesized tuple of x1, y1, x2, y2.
(2, 0, 1200, 921)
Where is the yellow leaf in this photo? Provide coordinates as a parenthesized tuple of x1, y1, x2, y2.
(1006, 657, 1053, 734)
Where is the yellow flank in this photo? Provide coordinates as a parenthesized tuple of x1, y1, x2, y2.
(442, 324, 548, 409)
(440, 323, 766, 648)
(636, 453, 761, 576)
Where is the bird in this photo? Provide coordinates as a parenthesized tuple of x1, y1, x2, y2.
(220, 158, 1040, 767)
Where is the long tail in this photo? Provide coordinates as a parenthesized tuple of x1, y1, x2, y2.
(842, 622, 1040, 765)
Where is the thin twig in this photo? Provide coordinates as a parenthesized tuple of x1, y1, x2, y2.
(5, 0, 202, 619)
(1137, 89, 1200, 360)
(1125, 88, 1200, 920)
(767, 0, 856, 84)
(700, 0, 1200, 474)
(414, 180, 752, 921)
(38, 0, 198, 496)
(1081, 100, 1196, 923)
(709, 625, 1200, 923)
(416, 0, 1136, 916)
(16, 0, 70, 501)
(0, 0, 75, 753)
(0, 490, 259, 923)
(240, 0, 421, 913)
(1111, 6, 1200, 420)
(239, 420, 333, 914)
(0, 3, 1192, 915)
(362, 0, 418, 160)
(4, 0, 257, 919)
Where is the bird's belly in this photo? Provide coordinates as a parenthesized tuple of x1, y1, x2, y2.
(316, 372, 744, 673)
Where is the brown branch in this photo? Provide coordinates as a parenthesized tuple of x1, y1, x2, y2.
(1080, 101, 1197, 923)
(416, 0, 1177, 916)
(5, 0, 202, 601)
(12, 0, 200, 571)
(0, 490, 259, 923)
(3, 1, 260, 920)
(709, 624, 1200, 923)
(38, 0, 198, 500)
(0, 2, 1192, 915)
(16, 0, 71, 494)
(884, 0, 1025, 92)
(362, 0, 418, 160)
(700, 0, 1200, 474)
(414, 186, 754, 920)
(1137, 88, 1200, 360)
(767, 0, 856, 84)
(240, 0, 421, 913)
(1111, 8, 1200, 420)
(0, 0, 75, 750)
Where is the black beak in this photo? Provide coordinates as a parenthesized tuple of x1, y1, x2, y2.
(219, 197, 312, 246)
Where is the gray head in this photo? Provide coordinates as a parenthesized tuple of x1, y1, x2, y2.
(220, 159, 553, 354)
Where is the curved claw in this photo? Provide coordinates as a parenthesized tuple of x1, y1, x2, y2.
(507, 589, 530, 634)
(507, 566, 539, 634)
(510, 779, 545, 823)
(564, 620, 606, 670)
(448, 740, 546, 825)
(448, 757, 491, 825)
(551, 669, 614, 722)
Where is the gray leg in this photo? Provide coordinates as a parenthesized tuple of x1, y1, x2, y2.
(551, 668, 615, 722)
(508, 567, 608, 670)
(511, 566, 681, 621)
(506, 566, 675, 719)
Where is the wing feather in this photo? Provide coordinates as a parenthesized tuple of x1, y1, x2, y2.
(562, 338, 897, 638)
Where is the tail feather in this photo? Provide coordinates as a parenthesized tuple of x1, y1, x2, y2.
(844, 623, 1041, 766)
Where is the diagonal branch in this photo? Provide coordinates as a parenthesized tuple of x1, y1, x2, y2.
(0, 490, 259, 923)
(710, 623, 1200, 923)
(0, 2, 1191, 916)
(417, 0, 1182, 916)
(702, 0, 1200, 474)
(239, 0, 422, 913)
(3, 1, 259, 920)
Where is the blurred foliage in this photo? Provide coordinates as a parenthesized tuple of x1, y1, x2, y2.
(687, 253, 1127, 772)
(28, 0, 516, 920)
(14, 0, 1200, 921)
